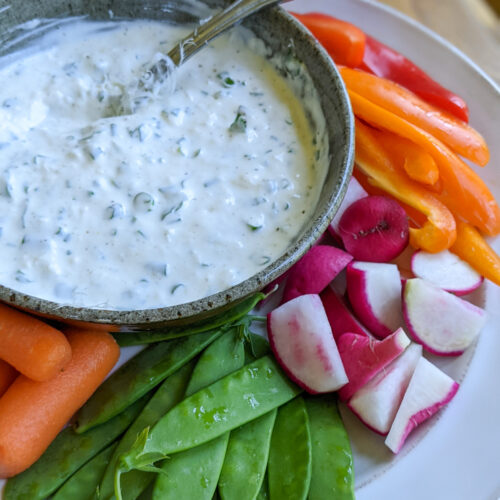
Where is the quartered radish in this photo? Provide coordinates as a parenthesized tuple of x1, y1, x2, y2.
(267, 294, 348, 394)
(385, 357, 459, 453)
(403, 278, 487, 356)
(348, 343, 422, 435)
(338, 195, 409, 262)
(411, 250, 483, 295)
(337, 328, 411, 402)
(346, 261, 403, 338)
(328, 177, 368, 237)
(281, 245, 353, 304)
(320, 285, 371, 342)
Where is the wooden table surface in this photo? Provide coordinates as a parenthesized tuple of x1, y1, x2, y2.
(378, 0, 500, 83)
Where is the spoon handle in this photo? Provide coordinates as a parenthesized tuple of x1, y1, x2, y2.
(168, 0, 284, 66)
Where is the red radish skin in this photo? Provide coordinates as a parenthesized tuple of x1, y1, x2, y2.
(346, 261, 403, 338)
(281, 245, 353, 304)
(337, 328, 410, 402)
(403, 278, 486, 356)
(320, 286, 371, 342)
(410, 249, 483, 296)
(385, 357, 459, 453)
(347, 343, 422, 435)
(338, 195, 409, 263)
(267, 294, 348, 394)
(329, 177, 368, 238)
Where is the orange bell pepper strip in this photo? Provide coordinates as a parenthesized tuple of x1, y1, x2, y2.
(354, 119, 456, 253)
(340, 67, 489, 166)
(451, 220, 500, 287)
(373, 129, 440, 187)
(348, 90, 500, 236)
(290, 12, 366, 67)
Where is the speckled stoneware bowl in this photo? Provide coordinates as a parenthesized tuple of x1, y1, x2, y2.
(0, 0, 354, 331)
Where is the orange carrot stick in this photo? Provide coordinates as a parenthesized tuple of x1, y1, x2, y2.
(451, 220, 500, 287)
(340, 67, 490, 166)
(0, 328, 119, 478)
(354, 119, 456, 253)
(0, 361, 17, 399)
(348, 90, 500, 236)
(0, 303, 72, 382)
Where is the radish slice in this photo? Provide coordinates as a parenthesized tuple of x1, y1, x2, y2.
(281, 245, 352, 304)
(411, 250, 483, 295)
(385, 357, 459, 453)
(403, 278, 487, 356)
(348, 343, 422, 435)
(346, 261, 403, 338)
(337, 328, 410, 402)
(320, 285, 371, 342)
(267, 294, 348, 394)
(328, 177, 368, 237)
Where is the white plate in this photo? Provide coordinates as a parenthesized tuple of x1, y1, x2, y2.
(287, 0, 500, 498)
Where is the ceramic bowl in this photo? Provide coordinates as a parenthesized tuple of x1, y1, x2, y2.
(0, 0, 354, 331)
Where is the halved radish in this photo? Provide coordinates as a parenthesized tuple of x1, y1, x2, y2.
(281, 245, 353, 304)
(403, 278, 487, 356)
(347, 343, 422, 435)
(338, 196, 409, 263)
(320, 285, 371, 342)
(411, 249, 483, 295)
(329, 177, 368, 237)
(346, 261, 403, 338)
(385, 357, 459, 453)
(267, 294, 348, 394)
(337, 328, 411, 402)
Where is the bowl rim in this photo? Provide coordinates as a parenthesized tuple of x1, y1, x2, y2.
(0, 6, 355, 329)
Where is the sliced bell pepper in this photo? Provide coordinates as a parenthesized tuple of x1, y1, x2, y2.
(354, 119, 456, 253)
(348, 90, 500, 236)
(451, 220, 500, 287)
(290, 12, 366, 67)
(359, 35, 469, 123)
(339, 67, 489, 166)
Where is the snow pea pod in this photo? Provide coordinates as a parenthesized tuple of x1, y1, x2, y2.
(306, 395, 355, 500)
(244, 333, 271, 363)
(268, 397, 312, 500)
(76, 329, 222, 433)
(99, 361, 196, 500)
(114, 293, 265, 346)
(4, 393, 149, 500)
(218, 409, 277, 500)
(152, 329, 245, 500)
(256, 472, 269, 500)
(52, 443, 117, 500)
(116, 356, 301, 486)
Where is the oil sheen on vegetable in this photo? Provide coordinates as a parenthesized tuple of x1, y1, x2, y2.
(0, 19, 327, 309)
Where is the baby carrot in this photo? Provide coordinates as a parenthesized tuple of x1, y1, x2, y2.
(0, 328, 119, 478)
(0, 361, 17, 398)
(0, 303, 72, 382)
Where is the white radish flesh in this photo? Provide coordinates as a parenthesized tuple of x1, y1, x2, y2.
(329, 177, 368, 236)
(267, 294, 348, 394)
(411, 250, 483, 295)
(403, 278, 487, 356)
(385, 357, 459, 453)
(348, 343, 422, 435)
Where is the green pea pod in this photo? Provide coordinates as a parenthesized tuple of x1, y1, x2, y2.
(152, 329, 246, 500)
(52, 443, 117, 500)
(218, 409, 277, 500)
(244, 333, 271, 364)
(76, 330, 222, 433)
(306, 395, 355, 500)
(116, 356, 301, 490)
(114, 293, 265, 346)
(268, 397, 312, 500)
(4, 393, 150, 500)
(99, 362, 196, 500)
(255, 472, 269, 500)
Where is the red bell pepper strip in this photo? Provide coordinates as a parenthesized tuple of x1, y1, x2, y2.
(290, 12, 366, 67)
(360, 35, 469, 122)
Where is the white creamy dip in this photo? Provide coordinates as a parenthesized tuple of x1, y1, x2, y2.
(0, 19, 327, 310)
